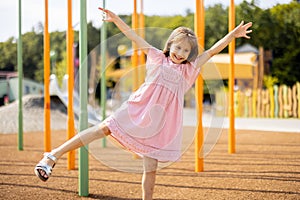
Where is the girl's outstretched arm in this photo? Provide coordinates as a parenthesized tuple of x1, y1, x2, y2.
(195, 21, 252, 68)
(99, 7, 151, 54)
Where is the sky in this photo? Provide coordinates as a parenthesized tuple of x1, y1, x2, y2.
(0, 0, 293, 42)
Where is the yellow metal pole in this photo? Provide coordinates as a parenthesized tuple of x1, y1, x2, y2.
(67, 0, 75, 170)
(132, 0, 139, 91)
(44, 0, 51, 152)
(228, 0, 236, 154)
(194, 0, 205, 172)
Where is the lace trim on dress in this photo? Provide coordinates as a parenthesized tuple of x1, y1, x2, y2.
(106, 117, 181, 162)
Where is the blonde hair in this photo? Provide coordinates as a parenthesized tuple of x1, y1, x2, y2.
(163, 27, 199, 63)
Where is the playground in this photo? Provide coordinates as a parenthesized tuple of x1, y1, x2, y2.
(0, 95, 300, 199)
(1, 0, 300, 199)
(0, 125, 299, 199)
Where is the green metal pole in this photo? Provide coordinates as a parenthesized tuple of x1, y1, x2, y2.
(101, 0, 107, 147)
(79, 0, 89, 196)
(17, 0, 23, 151)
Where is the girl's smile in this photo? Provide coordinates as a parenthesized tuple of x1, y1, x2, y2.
(169, 39, 191, 64)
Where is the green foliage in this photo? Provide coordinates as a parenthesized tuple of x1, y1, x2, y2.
(54, 51, 67, 87)
(205, 4, 228, 49)
(0, 37, 17, 71)
(236, 1, 264, 47)
(145, 15, 194, 49)
(0, 1, 299, 86)
(87, 22, 100, 52)
(50, 31, 66, 62)
(268, 2, 300, 86)
(22, 31, 44, 82)
(263, 75, 278, 88)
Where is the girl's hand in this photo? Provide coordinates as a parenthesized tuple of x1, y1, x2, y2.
(98, 7, 152, 54)
(234, 21, 253, 39)
(98, 7, 117, 22)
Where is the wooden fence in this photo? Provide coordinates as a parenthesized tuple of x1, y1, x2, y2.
(215, 82, 300, 118)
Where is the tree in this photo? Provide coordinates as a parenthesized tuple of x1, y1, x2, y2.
(205, 4, 228, 50)
(0, 1, 299, 87)
(235, 1, 300, 86)
(22, 31, 44, 81)
(268, 2, 300, 85)
(0, 38, 17, 71)
(236, 1, 264, 47)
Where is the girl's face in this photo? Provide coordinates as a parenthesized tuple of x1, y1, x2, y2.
(169, 38, 191, 64)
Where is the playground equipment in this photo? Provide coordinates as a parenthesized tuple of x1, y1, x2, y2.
(202, 53, 256, 79)
(228, 0, 236, 154)
(17, 0, 23, 151)
(49, 74, 102, 125)
(44, 0, 51, 153)
(194, 0, 205, 172)
(194, 0, 237, 169)
(100, 0, 107, 148)
(0, 74, 44, 103)
(215, 82, 300, 119)
(66, 0, 76, 170)
(77, 0, 89, 196)
(16, 0, 239, 197)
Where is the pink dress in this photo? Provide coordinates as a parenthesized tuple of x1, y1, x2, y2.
(105, 47, 200, 162)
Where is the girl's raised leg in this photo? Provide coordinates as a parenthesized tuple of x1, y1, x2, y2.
(142, 156, 158, 200)
(51, 123, 110, 159)
(35, 123, 111, 181)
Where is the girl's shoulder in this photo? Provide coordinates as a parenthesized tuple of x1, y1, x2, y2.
(148, 46, 163, 56)
(147, 46, 165, 62)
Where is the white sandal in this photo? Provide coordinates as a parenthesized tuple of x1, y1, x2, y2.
(34, 152, 57, 182)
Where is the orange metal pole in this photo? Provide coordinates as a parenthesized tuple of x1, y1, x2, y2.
(67, 0, 75, 170)
(194, 0, 205, 172)
(132, 0, 139, 91)
(138, 0, 145, 85)
(44, 0, 51, 152)
(228, 0, 236, 154)
(130, 0, 140, 160)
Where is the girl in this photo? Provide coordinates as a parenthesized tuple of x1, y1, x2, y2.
(35, 7, 252, 200)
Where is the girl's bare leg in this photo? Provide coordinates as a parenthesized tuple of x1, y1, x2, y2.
(37, 123, 111, 177)
(142, 156, 158, 200)
(52, 123, 110, 158)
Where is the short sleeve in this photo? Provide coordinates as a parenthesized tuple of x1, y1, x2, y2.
(146, 47, 165, 71)
(183, 62, 201, 91)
